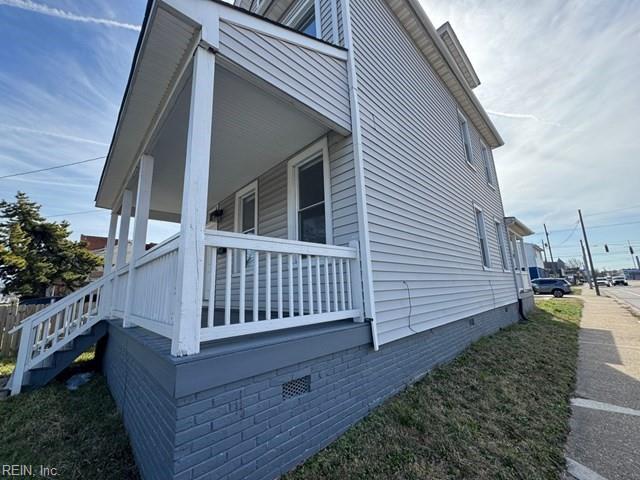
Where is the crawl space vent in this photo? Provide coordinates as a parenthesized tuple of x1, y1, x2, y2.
(282, 375, 311, 400)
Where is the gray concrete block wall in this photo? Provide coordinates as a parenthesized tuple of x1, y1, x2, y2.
(103, 303, 518, 480)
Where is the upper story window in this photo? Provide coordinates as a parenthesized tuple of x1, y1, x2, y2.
(474, 206, 490, 269)
(288, 138, 333, 245)
(481, 143, 495, 187)
(285, 0, 318, 37)
(458, 111, 473, 165)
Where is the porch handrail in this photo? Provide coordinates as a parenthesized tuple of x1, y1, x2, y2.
(8, 271, 115, 335)
(134, 233, 180, 269)
(9, 272, 114, 395)
(204, 230, 358, 258)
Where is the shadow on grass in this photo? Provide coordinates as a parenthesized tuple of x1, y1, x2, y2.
(286, 299, 582, 480)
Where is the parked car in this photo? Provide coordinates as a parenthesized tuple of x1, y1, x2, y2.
(612, 275, 629, 286)
(531, 278, 573, 297)
(596, 277, 611, 287)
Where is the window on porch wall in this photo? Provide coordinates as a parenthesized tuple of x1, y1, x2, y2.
(297, 158, 326, 244)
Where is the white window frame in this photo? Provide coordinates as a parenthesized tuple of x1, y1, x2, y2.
(494, 218, 509, 271)
(481, 142, 495, 189)
(287, 137, 333, 244)
(458, 110, 473, 167)
(234, 181, 258, 236)
(473, 204, 491, 269)
(283, 0, 321, 38)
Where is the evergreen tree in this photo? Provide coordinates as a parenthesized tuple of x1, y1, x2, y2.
(0, 192, 102, 298)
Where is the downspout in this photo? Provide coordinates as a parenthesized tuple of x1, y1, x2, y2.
(340, 0, 379, 350)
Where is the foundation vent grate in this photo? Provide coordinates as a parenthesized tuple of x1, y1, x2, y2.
(282, 375, 311, 400)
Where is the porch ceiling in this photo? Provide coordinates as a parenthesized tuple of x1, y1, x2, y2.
(139, 63, 329, 221)
(96, 0, 349, 216)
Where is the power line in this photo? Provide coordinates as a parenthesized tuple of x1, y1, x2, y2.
(556, 221, 580, 246)
(545, 220, 640, 234)
(584, 205, 640, 217)
(47, 209, 106, 218)
(0, 156, 105, 180)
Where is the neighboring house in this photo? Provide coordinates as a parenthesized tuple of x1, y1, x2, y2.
(524, 242, 546, 280)
(80, 234, 155, 280)
(623, 269, 640, 280)
(10, 1, 528, 478)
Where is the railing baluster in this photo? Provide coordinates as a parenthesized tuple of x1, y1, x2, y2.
(207, 248, 217, 328)
(253, 251, 259, 323)
(316, 256, 322, 314)
(339, 259, 345, 311)
(332, 258, 338, 312)
(225, 249, 232, 325)
(266, 252, 271, 321)
(297, 254, 304, 316)
(346, 260, 353, 310)
(239, 250, 246, 324)
(308, 255, 314, 315)
(324, 258, 330, 313)
(277, 253, 283, 319)
(288, 254, 294, 317)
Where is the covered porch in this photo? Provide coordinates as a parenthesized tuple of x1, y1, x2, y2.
(505, 217, 534, 295)
(96, 0, 362, 356)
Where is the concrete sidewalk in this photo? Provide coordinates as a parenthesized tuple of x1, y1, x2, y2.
(565, 287, 640, 480)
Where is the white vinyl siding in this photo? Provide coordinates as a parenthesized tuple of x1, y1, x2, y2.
(350, 0, 516, 345)
(218, 20, 351, 133)
(204, 133, 359, 308)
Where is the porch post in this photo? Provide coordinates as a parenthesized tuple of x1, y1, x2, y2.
(99, 210, 119, 319)
(172, 45, 216, 356)
(123, 154, 154, 328)
(103, 211, 118, 276)
(116, 189, 133, 268)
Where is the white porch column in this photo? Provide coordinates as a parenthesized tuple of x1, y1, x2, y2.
(100, 210, 119, 319)
(172, 45, 216, 356)
(103, 211, 118, 276)
(116, 189, 133, 268)
(124, 154, 154, 328)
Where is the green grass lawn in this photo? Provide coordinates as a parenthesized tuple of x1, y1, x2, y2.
(1, 299, 581, 480)
(286, 298, 582, 480)
(0, 351, 138, 479)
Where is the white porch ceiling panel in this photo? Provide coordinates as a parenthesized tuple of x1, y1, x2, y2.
(147, 65, 329, 220)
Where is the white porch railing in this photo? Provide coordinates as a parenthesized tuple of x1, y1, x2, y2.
(8, 274, 111, 394)
(126, 235, 179, 338)
(201, 230, 363, 341)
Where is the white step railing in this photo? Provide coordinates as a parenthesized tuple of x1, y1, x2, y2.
(202, 230, 363, 341)
(8, 273, 113, 395)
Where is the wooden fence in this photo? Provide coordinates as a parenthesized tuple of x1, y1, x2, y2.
(0, 302, 49, 358)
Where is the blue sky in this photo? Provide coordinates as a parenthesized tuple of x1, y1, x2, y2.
(0, 0, 638, 270)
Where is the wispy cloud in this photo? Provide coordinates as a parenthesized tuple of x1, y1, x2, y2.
(0, 123, 109, 146)
(0, 0, 141, 31)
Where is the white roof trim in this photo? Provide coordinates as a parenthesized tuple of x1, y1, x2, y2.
(436, 22, 480, 89)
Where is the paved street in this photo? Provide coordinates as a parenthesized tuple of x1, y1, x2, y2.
(602, 281, 640, 314)
(565, 286, 640, 480)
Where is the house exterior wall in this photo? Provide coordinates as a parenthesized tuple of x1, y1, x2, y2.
(218, 20, 351, 133)
(103, 302, 518, 480)
(349, 0, 516, 345)
(204, 132, 359, 308)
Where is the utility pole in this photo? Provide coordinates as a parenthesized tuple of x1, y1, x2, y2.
(580, 240, 593, 289)
(579, 209, 600, 296)
(628, 241, 637, 269)
(544, 223, 555, 275)
(636, 255, 640, 270)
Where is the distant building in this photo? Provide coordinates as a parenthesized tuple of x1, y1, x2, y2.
(80, 235, 155, 279)
(544, 258, 566, 277)
(623, 269, 640, 280)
